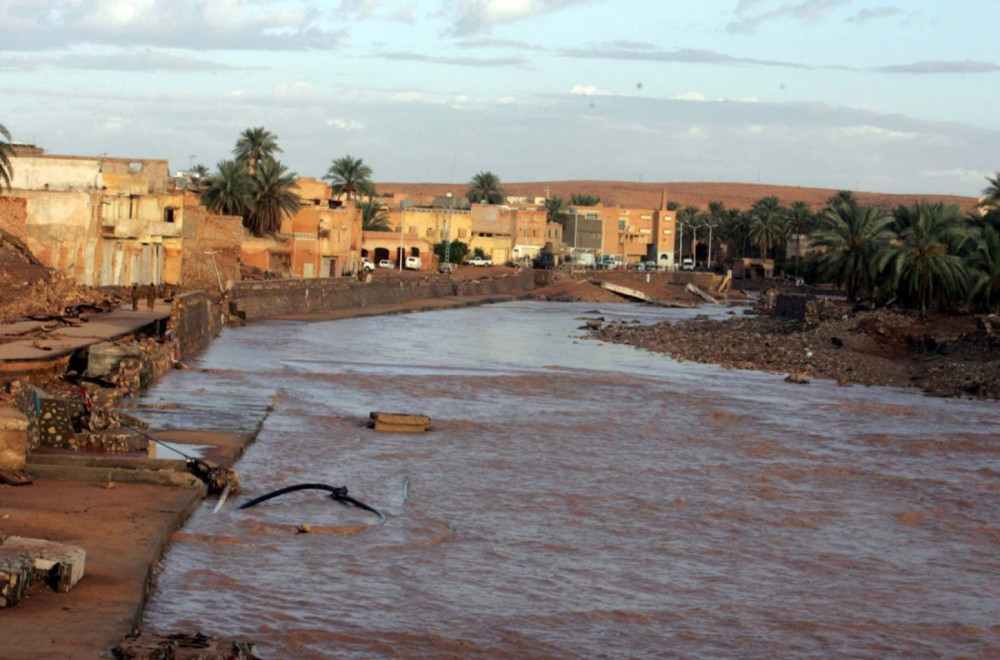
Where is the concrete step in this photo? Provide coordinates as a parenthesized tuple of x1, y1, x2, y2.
(24, 462, 204, 489)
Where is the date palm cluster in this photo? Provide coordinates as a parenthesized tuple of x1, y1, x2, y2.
(683, 185, 1000, 316)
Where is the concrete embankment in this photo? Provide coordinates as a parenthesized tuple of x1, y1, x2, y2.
(227, 268, 539, 320)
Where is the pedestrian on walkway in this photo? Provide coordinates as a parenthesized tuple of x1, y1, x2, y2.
(130, 283, 139, 311)
(146, 283, 156, 311)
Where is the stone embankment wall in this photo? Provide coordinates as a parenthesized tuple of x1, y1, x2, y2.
(229, 270, 536, 320)
(169, 291, 220, 360)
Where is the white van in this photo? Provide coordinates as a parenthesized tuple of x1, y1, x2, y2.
(681, 257, 694, 271)
(404, 256, 422, 270)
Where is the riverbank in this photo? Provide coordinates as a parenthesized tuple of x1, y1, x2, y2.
(591, 307, 1000, 399)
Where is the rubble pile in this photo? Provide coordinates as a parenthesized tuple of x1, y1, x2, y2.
(0, 271, 121, 324)
(591, 309, 1000, 399)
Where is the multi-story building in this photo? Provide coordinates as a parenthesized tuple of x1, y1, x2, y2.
(469, 203, 547, 264)
(1, 145, 198, 287)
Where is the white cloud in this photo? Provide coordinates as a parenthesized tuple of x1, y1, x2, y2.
(451, 0, 597, 33)
(326, 118, 365, 130)
(570, 84, 609, 96)
(671, 92, 707, 102)
(0, 0, 340, 51)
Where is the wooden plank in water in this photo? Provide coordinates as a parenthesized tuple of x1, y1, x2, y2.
(369, 412, 431, 433)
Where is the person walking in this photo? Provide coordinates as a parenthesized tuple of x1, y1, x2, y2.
(146, 283, 156, 311)
(130, 283, 139, 311)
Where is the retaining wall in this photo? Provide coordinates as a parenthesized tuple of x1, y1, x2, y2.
(228, 270, 537, 320)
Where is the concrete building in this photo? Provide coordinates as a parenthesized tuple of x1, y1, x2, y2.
(469, 204, 547, 264)
(238, 178, 364, 279)
(1, 146, 189, 287)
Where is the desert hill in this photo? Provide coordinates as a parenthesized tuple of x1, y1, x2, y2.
(377, 180, 979, 213)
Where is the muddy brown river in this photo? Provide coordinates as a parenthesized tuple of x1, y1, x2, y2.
(136, 302, 1000, 659)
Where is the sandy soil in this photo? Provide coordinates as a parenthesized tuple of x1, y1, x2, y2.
(377, 180, 979, 213)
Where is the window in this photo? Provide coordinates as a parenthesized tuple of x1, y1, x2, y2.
(129, 162, 143, 172)
(164, 207, 177, 223)
(618, 220, 626, 230)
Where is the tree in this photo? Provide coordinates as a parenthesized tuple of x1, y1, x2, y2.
(234, 127, 281, 175)
(244, 159, 302, 237)
(201, 160, 252, 218)
(720, 209, 753, 258)
(968, 224, 1000, 312)
(748, 196, 789, 260)
(666, 200, 681, 211)
(810, 203, 895, 302)
(889, 202, 971, 317)
(826, 190, 858, 209)
(787, 201, 814, 275)
(434, 240, 469, 264)
(544, 196, 568, 226)
(467, 171, 505, 204)
(981, 172, 1000, 211)
(324, 155, 376, 201)
(676, 205, 701, 262)
(357, 199, 390, 231)
(569, 193, 600, 206)
(0, 123, 13, 192)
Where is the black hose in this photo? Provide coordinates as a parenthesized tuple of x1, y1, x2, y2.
(237, 483, 387, 524)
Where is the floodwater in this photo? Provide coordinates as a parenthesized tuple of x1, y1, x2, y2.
(136, 302, 1000, 659)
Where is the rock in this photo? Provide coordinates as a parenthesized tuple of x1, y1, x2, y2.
(785, 372, 810, 384)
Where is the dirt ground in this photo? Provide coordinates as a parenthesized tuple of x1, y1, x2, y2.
(378, 180, 978, 213)
(591, 305, 1000, 399)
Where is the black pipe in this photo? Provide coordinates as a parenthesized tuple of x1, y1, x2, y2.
(237, 483, 387, 524)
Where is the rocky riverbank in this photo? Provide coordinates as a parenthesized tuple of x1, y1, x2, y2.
(590, 307, 1000, 399)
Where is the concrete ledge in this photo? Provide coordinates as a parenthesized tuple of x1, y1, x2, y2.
(24, 463, 204, 489)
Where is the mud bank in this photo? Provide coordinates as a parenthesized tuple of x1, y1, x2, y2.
(591, 308, 1000, 399)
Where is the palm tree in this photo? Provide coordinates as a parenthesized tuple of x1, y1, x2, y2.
(676, 205, 701, 262)
(188, 163, 210, 190)
(569, 193, 600, 206)
(201, 160, 252, 217)
(720, 209, 753, 258)
(233, 127, 282, 175)
(245, 159, 302, 237)
(0, 123, 14, 192)
(788, 201, 814, 276)
(889, 202, 971, 317)
(544, 196, 568, 225)
(826, 190, 857, 209)
(467, 171, 505, 204)
(981, 172, 1000, 211)
(357, 199, 390, 231)
(810, 203, 896, 302)
(324, 155, 375, 201)
(748, 196, 789, 260)
(968, 224, 1000, 312)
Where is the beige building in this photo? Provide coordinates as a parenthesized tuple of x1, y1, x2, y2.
(469, 204, 548, 264)
(238, 178, 365, 279)
(1, 146, 190, 286)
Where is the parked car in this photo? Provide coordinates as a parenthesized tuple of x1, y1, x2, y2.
(378, 259, 395, 269)
(404, 255, 422, 270)
(464, 255, 492, 267)
(439, 262, 456, 274)
(680, 257, 695, 271)
(361, 257, 375, 271)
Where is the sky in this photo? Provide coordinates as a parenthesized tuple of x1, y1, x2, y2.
(0, 0, 997, 196)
